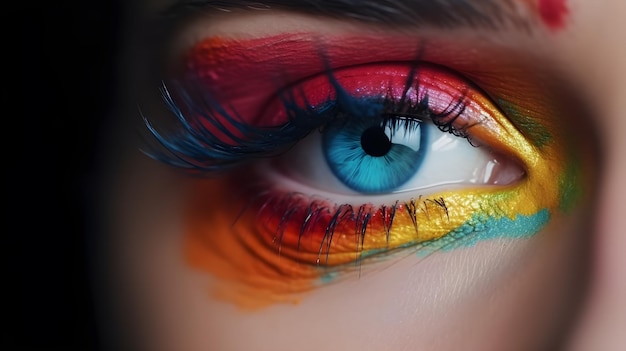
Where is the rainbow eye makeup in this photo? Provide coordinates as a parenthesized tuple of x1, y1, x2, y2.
(144, 33, 585, 308)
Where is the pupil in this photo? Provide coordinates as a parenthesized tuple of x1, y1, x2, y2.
(361, 126, 392, 157)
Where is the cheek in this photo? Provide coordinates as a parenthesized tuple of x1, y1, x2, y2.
(103, 152, 591, 351)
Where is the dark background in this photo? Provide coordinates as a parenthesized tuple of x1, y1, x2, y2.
(11, 1, 123, 350)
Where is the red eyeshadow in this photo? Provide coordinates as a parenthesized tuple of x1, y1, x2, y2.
(538, 0, 569, 30)
(183, 35, 426, 125)
(259, 64, 473, 127)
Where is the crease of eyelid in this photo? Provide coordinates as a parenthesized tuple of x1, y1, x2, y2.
(162, 0, 535, 33)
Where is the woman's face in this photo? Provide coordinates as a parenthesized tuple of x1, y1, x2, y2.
(98, 1, 626, 350)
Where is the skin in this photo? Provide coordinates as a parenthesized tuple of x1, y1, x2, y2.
(98, 0, 626, 350)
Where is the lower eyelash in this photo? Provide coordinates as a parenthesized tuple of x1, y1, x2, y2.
(238, 178, 465, 267)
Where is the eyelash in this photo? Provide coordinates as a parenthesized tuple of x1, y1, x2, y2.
(246, 186, 454, 266)
(143, 63, 474, 175)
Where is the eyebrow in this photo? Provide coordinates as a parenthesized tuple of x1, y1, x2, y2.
(164, 0, 535, 31)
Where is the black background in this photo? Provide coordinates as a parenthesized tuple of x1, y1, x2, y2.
(11, 1, 123, 350)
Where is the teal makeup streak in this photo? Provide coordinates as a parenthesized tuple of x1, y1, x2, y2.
(320, 272, 338, 283)
(318, 208, 551, 271)
(417, 209, 551, 256)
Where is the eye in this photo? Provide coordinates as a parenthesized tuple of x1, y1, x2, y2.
(144, 34, 572, 308)
(267, 64, 524, 197)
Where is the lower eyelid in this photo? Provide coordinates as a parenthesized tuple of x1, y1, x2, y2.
(181, 135, 566, 308)
(185, 172, 556, 308)
(183, 164, 554, 310)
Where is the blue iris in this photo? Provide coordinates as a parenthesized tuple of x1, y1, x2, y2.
(323, 115, 428, 194)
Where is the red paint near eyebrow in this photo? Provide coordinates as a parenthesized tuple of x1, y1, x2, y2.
(181, 34, 532, 131)
(184, 34, 426, 125)
(538, 0, 569, 30)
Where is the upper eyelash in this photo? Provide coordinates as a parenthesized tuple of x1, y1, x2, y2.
(142, 82, 314, 173)
(141, 64, 472, 174)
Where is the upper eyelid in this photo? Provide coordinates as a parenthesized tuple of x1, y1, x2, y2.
(145, 58, 538, 180)
(153, 31, 561, 149)
(174, 33, 553, 129)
